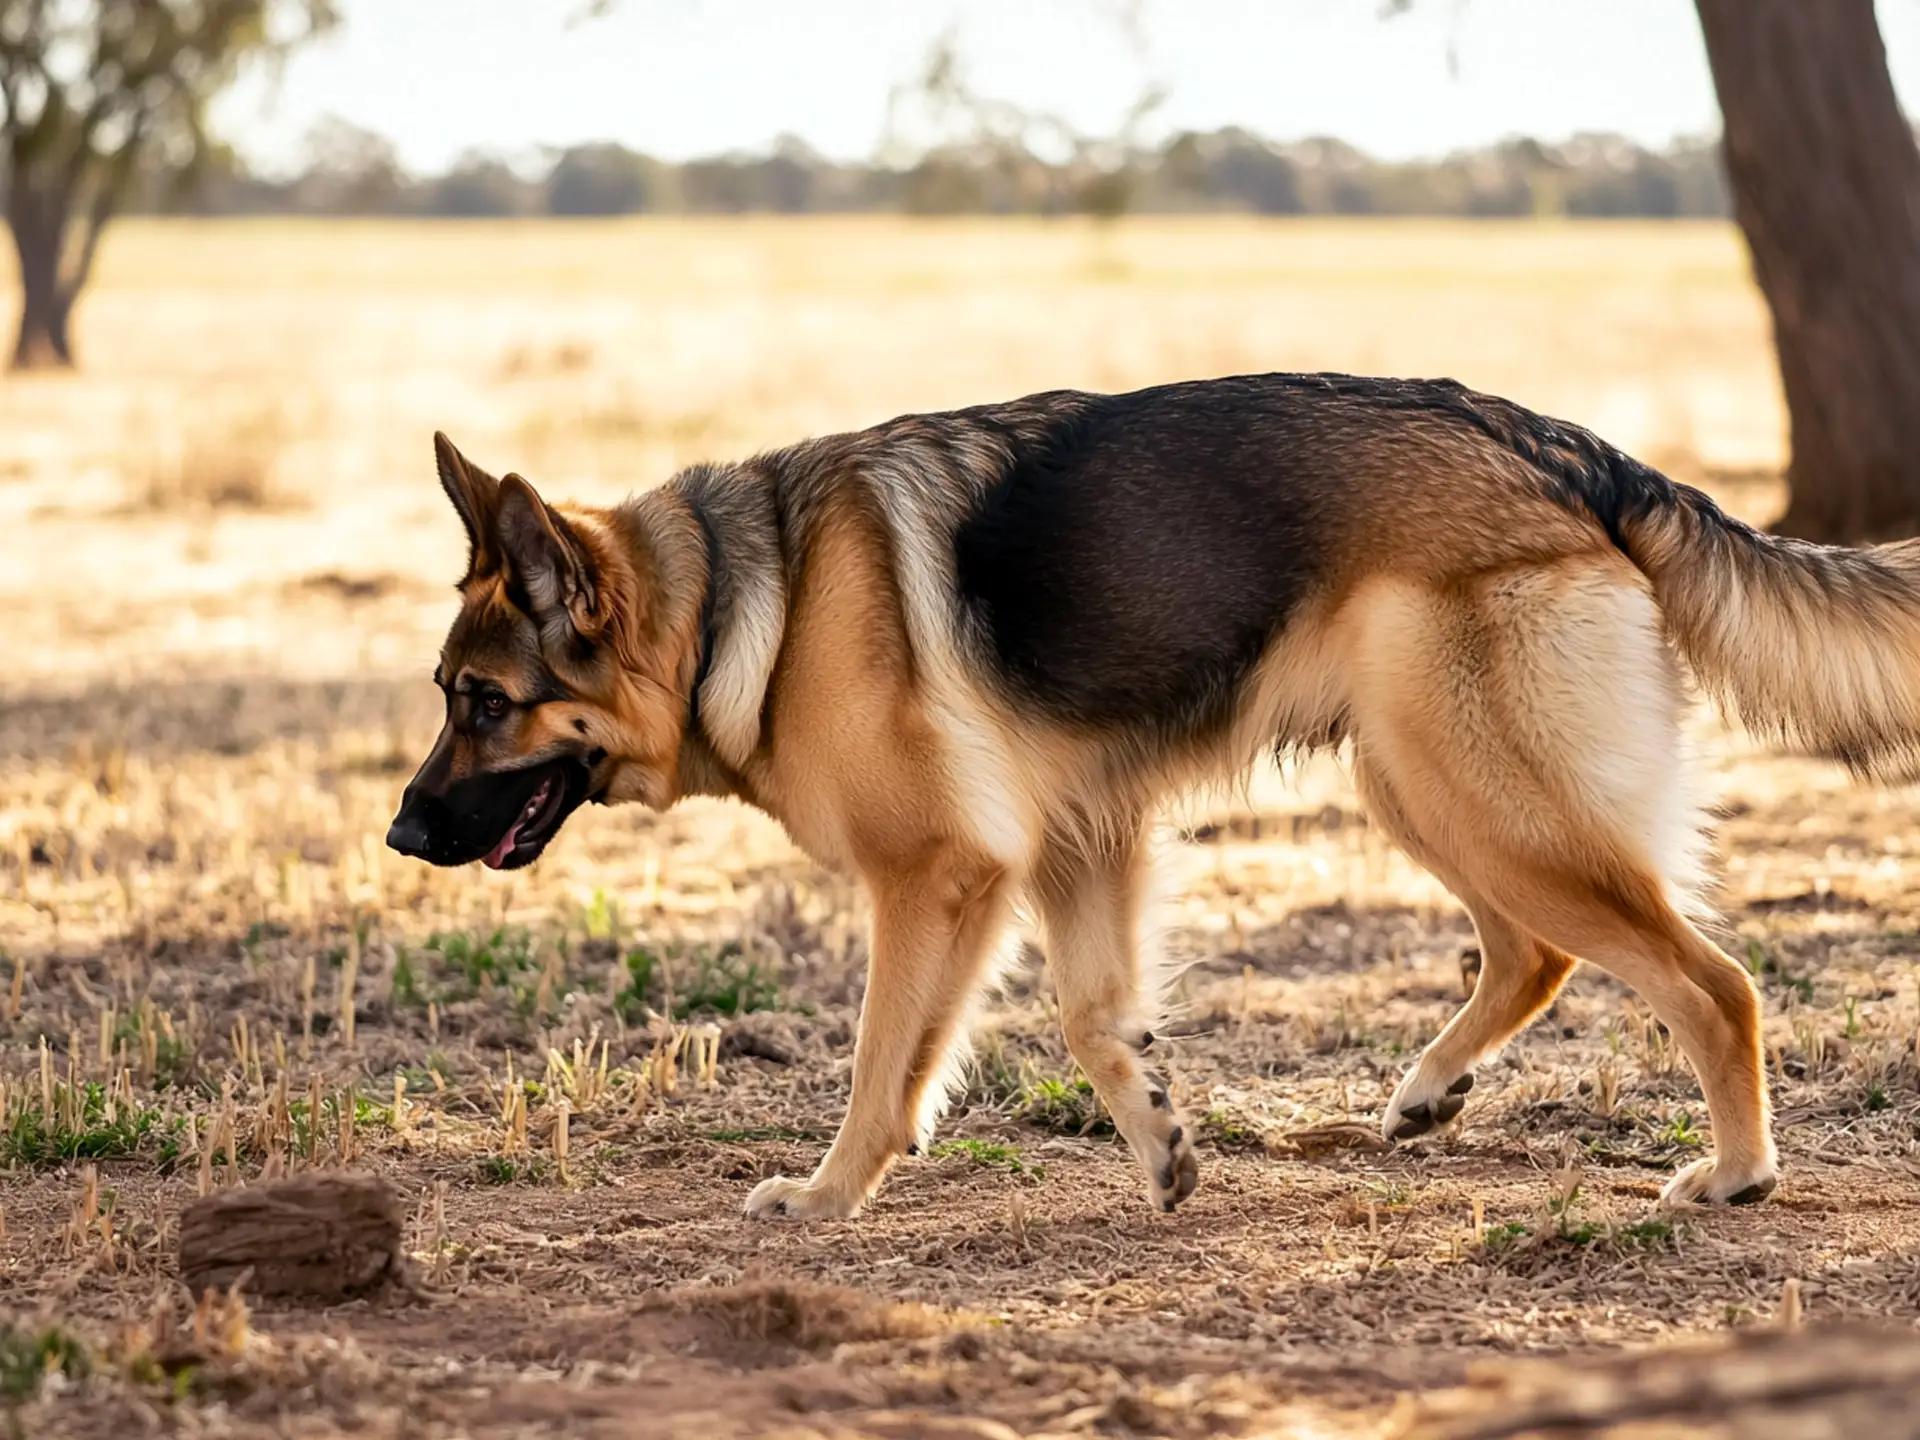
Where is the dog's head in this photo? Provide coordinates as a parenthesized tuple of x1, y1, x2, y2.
(386, 434, 697, 870)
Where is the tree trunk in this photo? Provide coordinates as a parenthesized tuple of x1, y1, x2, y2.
(1695, 0, 1920, 543)
(8, 209, 76, 371)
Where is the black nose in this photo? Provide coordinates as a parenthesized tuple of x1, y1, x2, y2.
(386, 812, 430, 857)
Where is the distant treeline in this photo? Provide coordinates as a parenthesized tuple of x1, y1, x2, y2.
(150, 125, 1734, 220)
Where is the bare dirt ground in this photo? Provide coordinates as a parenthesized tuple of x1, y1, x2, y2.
(2, 220, 1916, 1438)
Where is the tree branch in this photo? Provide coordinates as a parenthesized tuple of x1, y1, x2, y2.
(59, 109, 142, 301)
(0, 0, 56, 135)
(5, 0, 342, 368)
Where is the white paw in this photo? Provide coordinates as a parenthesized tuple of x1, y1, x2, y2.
(1141, 1116, 1199, 1213)
(743, 1174, 863, 1221)
(1381, 1069, 1473, 1143)
(1129, 1073, 1199, 1213)
(1660, 1155, 1779, 1207)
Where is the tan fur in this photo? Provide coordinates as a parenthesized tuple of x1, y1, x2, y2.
(715, 505, 1012, 1215)
(1341, 559, 1771, 1201)
(421, 413, 1818, 1220)
(724, 494, 1767, 1215)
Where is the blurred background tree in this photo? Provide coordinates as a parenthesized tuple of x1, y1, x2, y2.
(0, 0, 338, 370)
(1385, 0, 1920, 542)
(1691, 0, 1920, 542)
(11, 1, 1916, 545)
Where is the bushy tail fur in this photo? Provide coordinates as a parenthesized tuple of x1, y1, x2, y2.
(1443, 383, 1920, 781)
(1613, 481, 1920, 781)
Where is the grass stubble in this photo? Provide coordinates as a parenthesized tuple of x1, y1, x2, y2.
(3, 217, 1917, 1437)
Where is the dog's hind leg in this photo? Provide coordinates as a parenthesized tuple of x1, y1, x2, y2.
(746, 848, 1013, 1220)
(1346, 561, 1775, 1204)
(1360, 752, 1576, 1139)
(1033, 823, 1197, 1213)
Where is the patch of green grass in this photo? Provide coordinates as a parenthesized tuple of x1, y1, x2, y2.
(581, 887, 623, 944)
(1864, 1081, 1891, 1114)
(1, 1083, 182, 1168)
(1556, 1216, 1676, 1248)
(424, 926, 539, 998)
(615, 946, 658, 1022)
(1199, 1106, 1264, 1152)
(283, 1091, 392, 1156)
(112, 1012, 195, 1090)
(1660, 1112, 1704, 1148)
(0, 1324, 89, 1402)
(1482, 1220, 1531, 1251)
(1364, 1178, 1412, 1208)
(964, 1048, 1115, 1137)
(352, 1093, 395, 1128)
(243, 920, 290, 950)
(698, 1125, 821, 1143)
(1484, 1207, 1674, 1254)
(673, 944, 781, 1018)
(389, 948, 425, 1008)
(1014, 1070, 1114, 1137)
(475, 1154, 549, 1184)
(617, 942, 784, 1021)
(1614, 1218, 1675, 1247)
(930, 1138, 1028, 1173)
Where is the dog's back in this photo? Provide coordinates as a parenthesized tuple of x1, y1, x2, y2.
(722, 371, 1920, 1216)
(405, 372, 1920, 1222)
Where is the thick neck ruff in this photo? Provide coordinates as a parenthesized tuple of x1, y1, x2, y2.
(686, 492, 722, 739)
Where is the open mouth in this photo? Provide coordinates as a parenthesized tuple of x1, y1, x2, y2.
(388, 754, 594, 870)
(480, 758, 588, 871)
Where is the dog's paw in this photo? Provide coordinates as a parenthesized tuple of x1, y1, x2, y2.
(744, 1174, 863, 1221)
(1149, 1122, 1200, 1212)
(1660, 1155, 1778, 1207)
(1382, 1071, 1473, 1143)
(1135, 1078, 1199, 1212)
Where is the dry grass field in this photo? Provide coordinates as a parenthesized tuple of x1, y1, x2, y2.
(4, 217, 1920, 1439)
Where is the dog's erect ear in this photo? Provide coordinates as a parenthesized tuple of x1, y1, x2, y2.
(434, 432, 501, 579)
(495, 473, 605, 645)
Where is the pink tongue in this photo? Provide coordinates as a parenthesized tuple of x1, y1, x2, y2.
(482, 776, 554, 870)
(481, 824, 522, 870)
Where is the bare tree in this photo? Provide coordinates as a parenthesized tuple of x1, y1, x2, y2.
(1694, 0, 1920, 543)
(1388, 0, 1920, 543)
(0, 0, 338, 370)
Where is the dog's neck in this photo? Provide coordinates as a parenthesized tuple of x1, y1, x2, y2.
(665, 464, 789, 785)
(684, 493, 723, 738)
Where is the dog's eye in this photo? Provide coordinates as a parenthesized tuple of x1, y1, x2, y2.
(481, 693, 509, 719)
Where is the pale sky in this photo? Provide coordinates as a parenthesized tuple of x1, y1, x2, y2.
(217, 0, 1920, 178)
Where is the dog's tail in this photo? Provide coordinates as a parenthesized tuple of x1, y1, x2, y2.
(1624, 491, 1920, 778)
(1462, 392, 1920, 780)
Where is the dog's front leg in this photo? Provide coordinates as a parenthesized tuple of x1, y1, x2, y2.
(746, 851, 1012, 1220)
(1034, 829, 1198, 1213)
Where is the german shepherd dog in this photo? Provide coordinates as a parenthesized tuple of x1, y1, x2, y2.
(390, 372, 1920, 1220)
